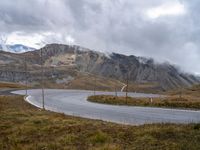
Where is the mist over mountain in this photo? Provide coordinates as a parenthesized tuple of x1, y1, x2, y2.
(0, 44, 199, 91)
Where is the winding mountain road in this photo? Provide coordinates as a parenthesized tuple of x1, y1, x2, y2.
(13, 89, 200, 125)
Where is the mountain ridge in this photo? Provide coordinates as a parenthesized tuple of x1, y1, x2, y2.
(32, 44, 200, 89)
(0, 43, 199, 91)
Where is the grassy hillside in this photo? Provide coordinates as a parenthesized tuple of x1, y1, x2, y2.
(124, 82, 162, 93)
(1, 95, 200, 150)
(170, 84, 200, 97)
(66, 73, 161, 93)
(87, 84, 200, 109)
(67, 73, 124, 91)
(88, 95, 200, 109)
(0, 82, 25, 89)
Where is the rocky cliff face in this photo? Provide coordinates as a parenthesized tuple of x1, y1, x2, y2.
(75, 50, 199, 90)
(0, 44, 199, 90)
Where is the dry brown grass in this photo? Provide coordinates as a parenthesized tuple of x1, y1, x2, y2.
(0, 82, 25, 89)
(170, 84, 200, 97)
(1, 95, 200, 149)
(127, 82, 162, 93)
(88, 95, 200, 109)
(88, 84, 200, 109)
(67, 73, 124, 91)
(66, 73, 161, 93)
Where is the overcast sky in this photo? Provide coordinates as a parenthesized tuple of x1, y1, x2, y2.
(0, 0, 200, 74)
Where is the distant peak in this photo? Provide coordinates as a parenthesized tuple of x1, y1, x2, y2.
(0, 44, 36, 53)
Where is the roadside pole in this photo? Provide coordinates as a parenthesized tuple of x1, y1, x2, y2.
(179, 86, 182, 99)
(114, 67, 118, 97)
(115, 85, 117, 97)
(24, 52, 28, 96)
(93, 75, 96, 95)
(125, 73, 129, 104)
(41, 48, 45, 110)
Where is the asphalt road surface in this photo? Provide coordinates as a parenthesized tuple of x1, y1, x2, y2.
(13, 89, 200, 125)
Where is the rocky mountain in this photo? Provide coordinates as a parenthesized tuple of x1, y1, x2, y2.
(0, 43, 199, 91)
(0, 44, 35, 53)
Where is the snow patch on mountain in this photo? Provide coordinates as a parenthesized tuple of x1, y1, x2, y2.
(0, 44, 36, 53)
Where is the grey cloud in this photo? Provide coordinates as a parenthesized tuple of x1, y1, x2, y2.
(0, 0, 200, 74)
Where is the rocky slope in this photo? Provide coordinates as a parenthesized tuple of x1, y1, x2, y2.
(0, 44, 199, 91)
